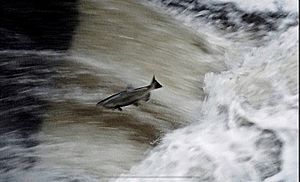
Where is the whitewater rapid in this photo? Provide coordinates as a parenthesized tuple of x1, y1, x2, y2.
(0, 0, 298, 181)
(114, 0, 299, 181)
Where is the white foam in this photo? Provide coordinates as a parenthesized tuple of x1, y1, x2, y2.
(216, 0, 298, 12)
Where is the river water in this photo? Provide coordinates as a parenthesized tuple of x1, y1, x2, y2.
(0, 0, 298, 182)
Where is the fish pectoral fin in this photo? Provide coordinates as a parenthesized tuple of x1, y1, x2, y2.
(142, 93, 151, 102)
(133, 102, 140, 106)
(116, 107, 123, 111)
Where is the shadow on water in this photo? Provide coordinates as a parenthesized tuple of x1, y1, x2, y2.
(46, 101, 161, 144)
(0, 0, 79, 177)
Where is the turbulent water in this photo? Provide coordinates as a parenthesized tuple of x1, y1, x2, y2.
(0, 0, 298, 182)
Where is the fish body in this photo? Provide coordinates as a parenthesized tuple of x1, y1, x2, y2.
(96, 76, 162, 111)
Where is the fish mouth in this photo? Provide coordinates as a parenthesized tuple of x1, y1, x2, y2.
(96, 102, 104, 107)
(96, 102, 113, 109)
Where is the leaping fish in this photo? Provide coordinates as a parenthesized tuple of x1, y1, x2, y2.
(96, 76, 162, 111)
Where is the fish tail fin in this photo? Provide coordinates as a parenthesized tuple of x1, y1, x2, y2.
(150, 75, 162, 89)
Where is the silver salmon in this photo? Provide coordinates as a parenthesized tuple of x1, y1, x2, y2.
(96, 76, 162, 111)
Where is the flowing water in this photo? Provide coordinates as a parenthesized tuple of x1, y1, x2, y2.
(0, 0, 298, 182)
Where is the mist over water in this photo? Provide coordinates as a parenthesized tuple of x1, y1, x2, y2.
(1, 0, 298, 181)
